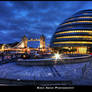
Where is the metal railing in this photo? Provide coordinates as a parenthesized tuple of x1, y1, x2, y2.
(0, 52, 24, 64)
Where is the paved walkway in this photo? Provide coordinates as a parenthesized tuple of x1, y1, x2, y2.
(0, 61, 91, 85)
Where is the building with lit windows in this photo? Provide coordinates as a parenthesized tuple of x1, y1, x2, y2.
(50, 9, 92, 54)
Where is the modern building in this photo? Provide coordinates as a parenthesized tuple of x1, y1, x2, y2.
(50, 9, 92, 54)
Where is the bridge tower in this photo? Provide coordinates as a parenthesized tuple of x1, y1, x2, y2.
(22, 35, 28, 48)
(1, 44, 5, 51)
(40, 35, 45, 49)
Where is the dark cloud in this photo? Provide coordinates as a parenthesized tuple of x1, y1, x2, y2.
(0, 1, 92, 46)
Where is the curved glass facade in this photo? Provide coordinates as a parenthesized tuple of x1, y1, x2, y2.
(50, 9, 92, 54)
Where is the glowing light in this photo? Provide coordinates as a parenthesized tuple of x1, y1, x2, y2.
(18, 42, 24, 48)
(56, 30, 92, 35)
(23, 55, 26, 58)
(56, 36, 92, 39)
(54, 41, 92, 44)
(54, 53, 61, 60)
(79, 16, 92, 18)
(68, 16, 92, 21)
(77, 47, 87, 54)
(62, 21, 92, 25)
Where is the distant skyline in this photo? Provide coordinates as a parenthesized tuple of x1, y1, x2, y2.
(0, 1, 92, 45)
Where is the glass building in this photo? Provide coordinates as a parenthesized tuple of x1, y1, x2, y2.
(50, 9, 92, 54)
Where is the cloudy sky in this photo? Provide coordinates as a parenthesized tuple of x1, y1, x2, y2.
(0, 1, 92, 46)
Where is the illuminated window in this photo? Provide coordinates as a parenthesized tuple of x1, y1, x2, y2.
(79, 17, 92, 18)
(62, 21, 92, 25)
(53, 41, 92, 44)
(56, 30, 92, 35)
(56, 36, 92, 39)
(77, 47, 87, 54)
(67, 16, 92, 21)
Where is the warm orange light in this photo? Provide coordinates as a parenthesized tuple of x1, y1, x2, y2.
(68, 16, 92, 20)
(56, 36, 92, 39)
(56, 30, 92, 35)
(77, 47, 87, 54)
(54, 41, 92, 44)
(23, 55, 26, 58)
(79, 16, 92, 18)
(62, 21, 92, 25)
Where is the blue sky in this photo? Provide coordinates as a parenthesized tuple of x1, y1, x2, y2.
(0, 1, 92, 46)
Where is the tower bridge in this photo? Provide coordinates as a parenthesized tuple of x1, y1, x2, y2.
(0, 34, 47, 52)
(18, 34, 45, 49)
